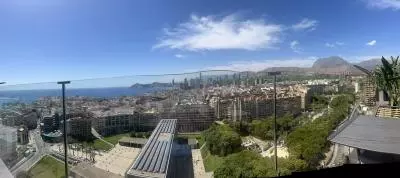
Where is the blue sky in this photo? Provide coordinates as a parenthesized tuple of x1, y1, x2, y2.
(1, 0, 400, 86)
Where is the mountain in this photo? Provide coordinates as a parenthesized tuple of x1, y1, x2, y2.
(310, 56, 357, 75)
(256, 56, 382, 75)
(354, 58, 381, 71)
(262, 67, 308, 73)
(312, 56, 349, 68)
(308, 56, 380, 75)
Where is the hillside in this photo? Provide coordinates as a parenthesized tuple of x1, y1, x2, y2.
(258, 56, 382, 75)
(355, 58, 381, 71)
(312, 56, 349, 68)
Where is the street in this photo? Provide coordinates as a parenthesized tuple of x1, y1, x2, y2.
(10, 129, 49, 176)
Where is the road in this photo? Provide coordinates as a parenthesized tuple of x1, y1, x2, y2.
(10, 129, 49, 176)
(327, 144, 346, 167)
(326, 102, 361, 167)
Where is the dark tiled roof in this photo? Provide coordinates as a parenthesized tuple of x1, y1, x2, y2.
(329, 115, 400, 155)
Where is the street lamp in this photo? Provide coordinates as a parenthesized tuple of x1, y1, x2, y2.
(267, 71, 281, 174)
(57, 81, 70, 178)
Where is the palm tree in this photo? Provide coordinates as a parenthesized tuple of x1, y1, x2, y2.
(374, 56, 400, 106)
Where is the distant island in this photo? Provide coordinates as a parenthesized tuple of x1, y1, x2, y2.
(130, 82, 173, 88)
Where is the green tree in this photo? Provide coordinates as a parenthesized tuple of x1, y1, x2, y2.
(214, 150, 276, 178)
(203, 124, 242, 156)
(374, 56, 400, 106)
(310, 95, 329, 111)
(214, 150, 308, 177)
(249, 115, 296, 140)
(286, 94, 353, 167)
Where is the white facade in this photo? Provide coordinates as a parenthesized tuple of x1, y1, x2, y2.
(354, 82, 359, 93)
(0, 125, 17, 162)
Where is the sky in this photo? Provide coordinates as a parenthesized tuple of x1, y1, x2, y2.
(1, 0, 400, 87)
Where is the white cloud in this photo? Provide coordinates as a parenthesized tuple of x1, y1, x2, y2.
(365, 0, 400, 10)
(175, 54, 185, 58)
(366, 40, 377, 46)
(325, 41, 344, 48)
(203, 57, 317, 72)
(153, 14, 283, 51)
(292, 18, 318, 31)
(336, 42, 344, 46)
(290, 40, 301, 53)
(325, 43, 335, 48)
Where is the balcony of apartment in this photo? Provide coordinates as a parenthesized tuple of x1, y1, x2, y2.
(0, 70, 244, 178)
(0, 70, 380, 178)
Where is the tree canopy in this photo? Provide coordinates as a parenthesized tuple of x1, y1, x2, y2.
(311, 95, 329, 111)
(208, 94, 354, 177)
(214, 150, 308, 178)
(248, 115, 297, 141)
(214, 150, 275, 178)
(203, 124, 242, 156)
(286, 94, 353, 167)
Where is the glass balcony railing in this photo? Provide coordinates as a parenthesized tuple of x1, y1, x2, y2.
(0, 70, 374, 178)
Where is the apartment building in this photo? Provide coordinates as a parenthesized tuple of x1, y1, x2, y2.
(17, 125, 29, 145)
(161, 104, 215, 132)
(363, 77, 376, 106)
(91, 108, 136, 136)
(0, 125, 17, 163)
(215, 94, 302, 122)
(0, 110, 38, 130)
(67, 117, 93, 141)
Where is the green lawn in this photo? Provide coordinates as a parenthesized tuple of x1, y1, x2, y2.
(200, 146, 224, 172)
(86, 133, 130, 151)
(92, 140, 113, 151)
(177, 133, 205, 147)
(103, 133, 130, 145)
(29, 156, 65, 178)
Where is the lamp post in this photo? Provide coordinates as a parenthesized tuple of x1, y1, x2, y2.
(267, 71, 281, 174)
(57, 81, 70, 178)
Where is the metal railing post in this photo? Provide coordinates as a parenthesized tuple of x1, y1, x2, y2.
(267, 71, 281, 174)
(57, 81, 70, 178)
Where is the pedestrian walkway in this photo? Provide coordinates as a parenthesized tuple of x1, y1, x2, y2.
(192, 149, 212, 178)
(94, 144, 140, 176)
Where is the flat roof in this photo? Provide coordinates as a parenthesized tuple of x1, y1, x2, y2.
(91, 107, 134, 117)
(329, 115, 400, 155)
(126, 119, 177, 178)
(0, 125, 16, 134)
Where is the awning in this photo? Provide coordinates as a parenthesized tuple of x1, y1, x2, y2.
(329, 115, 400, 155)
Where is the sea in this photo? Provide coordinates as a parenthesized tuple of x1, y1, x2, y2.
(0, 87, 167, 105)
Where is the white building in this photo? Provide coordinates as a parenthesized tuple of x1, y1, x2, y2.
(0, 125, 17, 163)
(354, 81, 359, 93)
